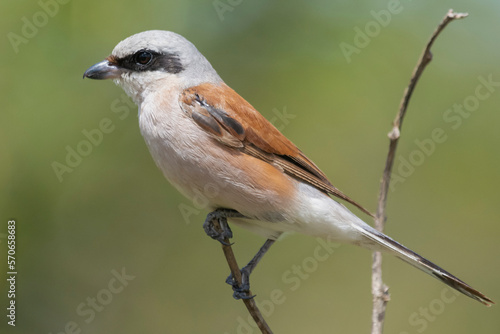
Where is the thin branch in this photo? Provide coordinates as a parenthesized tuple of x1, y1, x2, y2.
(371, 9, 468, 334)
(212, 219, 273, 334)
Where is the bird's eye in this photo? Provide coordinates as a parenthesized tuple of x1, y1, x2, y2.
(134, 51, 153, 65)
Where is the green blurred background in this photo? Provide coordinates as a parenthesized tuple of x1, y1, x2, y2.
(1, 0, 499, 333)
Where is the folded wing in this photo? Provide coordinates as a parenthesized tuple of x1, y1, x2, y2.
(180, 83, 373, 217)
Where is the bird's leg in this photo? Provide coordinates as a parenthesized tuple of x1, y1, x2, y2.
(226, 239, 276, 300)
(203, 209, 244, 245)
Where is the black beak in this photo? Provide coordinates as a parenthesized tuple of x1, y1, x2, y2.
(83, 60, 123, 80)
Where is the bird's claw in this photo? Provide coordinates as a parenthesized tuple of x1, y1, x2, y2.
(226, 267, 255, 300)
(203, 211, 234, 245)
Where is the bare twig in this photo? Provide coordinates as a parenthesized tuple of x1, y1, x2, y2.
(371, 9, 468, 334)
(211, 219, 273, 334)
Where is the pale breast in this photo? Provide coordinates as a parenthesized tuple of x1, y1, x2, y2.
(138, 86, 296, 222)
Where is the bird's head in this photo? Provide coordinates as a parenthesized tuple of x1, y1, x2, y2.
(83, 30, 221, 105)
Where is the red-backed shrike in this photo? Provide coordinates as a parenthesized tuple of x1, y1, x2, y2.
(84, 30, 492, 305)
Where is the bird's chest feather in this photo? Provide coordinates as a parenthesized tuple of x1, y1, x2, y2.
(138, 91, 220, 199)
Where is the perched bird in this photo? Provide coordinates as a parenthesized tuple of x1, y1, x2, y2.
(84, 30, 493, 306)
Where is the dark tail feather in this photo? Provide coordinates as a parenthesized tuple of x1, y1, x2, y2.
(354, 224, 494, 306)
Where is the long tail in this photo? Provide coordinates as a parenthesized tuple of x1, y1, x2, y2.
(353, 224, 494, 306)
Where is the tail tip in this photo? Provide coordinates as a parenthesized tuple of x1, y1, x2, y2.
(434, 272, 494, 307)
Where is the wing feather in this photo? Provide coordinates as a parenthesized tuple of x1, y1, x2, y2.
(180, 83, 373, 217)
